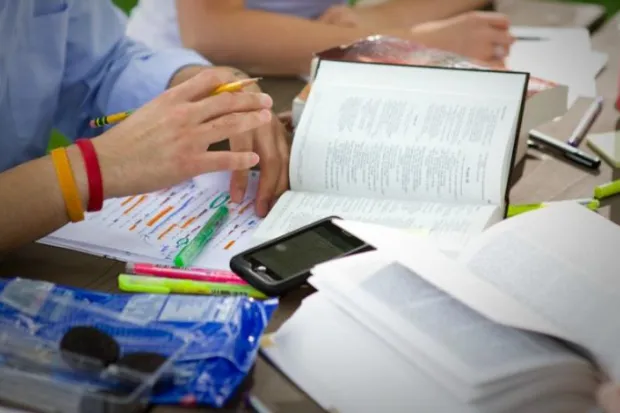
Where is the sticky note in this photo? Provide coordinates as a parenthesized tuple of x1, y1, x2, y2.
(587, 131, 620, 168)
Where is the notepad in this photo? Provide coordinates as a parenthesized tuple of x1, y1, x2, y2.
(40, 171, 263, 270)
(508, 27, 601, 106)
(587, 131, 620, 167)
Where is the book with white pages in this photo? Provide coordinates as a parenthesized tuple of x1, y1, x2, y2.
(253, 59, 529, 256)
(261, 204, 619, 412)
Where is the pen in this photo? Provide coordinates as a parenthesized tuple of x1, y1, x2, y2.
(507, 198, 600, 217)
(117, 274, 267, 299)
(89, 78, 261, 128)
(515, 36, 548, 41)
(529, 129, 601, 169)
(126, 262, 247, 285)
(173, 206, 229, 268)
(567, 96, 604, 147)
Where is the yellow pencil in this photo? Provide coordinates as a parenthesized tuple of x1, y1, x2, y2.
(89, 77, 262, 128)
(211, 77, 261, 95)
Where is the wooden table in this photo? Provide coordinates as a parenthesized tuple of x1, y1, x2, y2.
(0, 2, 617, 413)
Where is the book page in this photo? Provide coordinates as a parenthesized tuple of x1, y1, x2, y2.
(290, 60, 527, 205)
(458, 204, 620, 380)
(263, 293, 474, 413)
(42, 172, 263, 270)
(310, 252, 588, 397)
(252, 191, 501, 254)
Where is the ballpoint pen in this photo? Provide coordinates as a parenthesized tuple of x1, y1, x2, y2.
(528, 129, 601, 169)
(567, 96, 604, 147)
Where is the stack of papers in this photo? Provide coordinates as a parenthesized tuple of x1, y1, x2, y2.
(507, 26, 607, 106)
(40, 172, 263, 270)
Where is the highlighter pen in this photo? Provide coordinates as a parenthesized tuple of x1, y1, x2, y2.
(529, 129, 601, 169)
(594, 179, 620, 200)
(118, 274, 267, 299)
(566, 96, 603, 147)
(174, 206, 229, 268)
(507, 198, 600, 218)
(126, 262, 247, 285)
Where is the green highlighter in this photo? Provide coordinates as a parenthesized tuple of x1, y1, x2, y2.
(174, 206, 229, 267)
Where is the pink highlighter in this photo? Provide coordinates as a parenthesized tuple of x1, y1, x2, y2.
(126, 262, 248, 285)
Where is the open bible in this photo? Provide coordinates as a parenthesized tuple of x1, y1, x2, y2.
(253, 59, 529, 255)
(261, 204, 616, 412)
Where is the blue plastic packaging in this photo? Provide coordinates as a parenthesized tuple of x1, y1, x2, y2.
(0, 278, 277, 408)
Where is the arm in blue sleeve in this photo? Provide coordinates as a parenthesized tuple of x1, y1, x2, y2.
(54, 0, 209, 140)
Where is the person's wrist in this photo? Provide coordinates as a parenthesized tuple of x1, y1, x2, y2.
(90, 137, 124, 200)
(167, 65, 209, 89)
(65, 145, 91, 211)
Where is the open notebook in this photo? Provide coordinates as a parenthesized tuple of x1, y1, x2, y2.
(262, 204, 618, 412)
(253, 59, 529, 255)
(39, 172, 263, 269)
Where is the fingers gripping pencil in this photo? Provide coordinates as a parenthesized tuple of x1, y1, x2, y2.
(89, 78, 261, 128)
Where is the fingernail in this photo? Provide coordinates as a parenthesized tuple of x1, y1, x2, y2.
(258, 109, 272, 122)
(232, 187, 245, 202)
(247, 152, 260, 166)
(259, 93, 273, 107)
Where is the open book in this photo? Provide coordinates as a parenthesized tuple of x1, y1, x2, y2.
(253, 59, 529, 255)
(292, 36, 568, 165)
(261, 204, 617, 412)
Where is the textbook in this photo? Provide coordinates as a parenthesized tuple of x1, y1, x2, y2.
(261, 204, 618, 412)
(253, 58, 529, 255)
(292, 36, 568, 165)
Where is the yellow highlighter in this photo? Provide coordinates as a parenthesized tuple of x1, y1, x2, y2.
(118, 274, 267, 299)
(507, 198, 600, 218)
(594, 179, 620, 200)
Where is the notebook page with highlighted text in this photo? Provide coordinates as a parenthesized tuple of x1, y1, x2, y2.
(40, 171, 263, 270)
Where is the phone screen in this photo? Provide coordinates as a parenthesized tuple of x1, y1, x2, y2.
(246, 222, 366, 280)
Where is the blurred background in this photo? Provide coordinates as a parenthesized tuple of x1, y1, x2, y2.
(48, 0, 619, 150)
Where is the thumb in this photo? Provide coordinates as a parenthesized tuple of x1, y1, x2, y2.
(598, 383, 620, 412)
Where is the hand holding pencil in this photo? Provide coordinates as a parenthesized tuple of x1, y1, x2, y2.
(88, 70, 272, 199)
(90, 77, 262, 128)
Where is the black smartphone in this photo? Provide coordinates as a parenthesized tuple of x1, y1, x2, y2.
(230, 216, 373, 296)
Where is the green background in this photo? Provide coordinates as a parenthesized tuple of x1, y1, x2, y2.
(48, 0, 619, 150)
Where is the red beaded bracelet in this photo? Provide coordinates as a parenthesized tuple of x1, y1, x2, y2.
(75, 139, 104, 212)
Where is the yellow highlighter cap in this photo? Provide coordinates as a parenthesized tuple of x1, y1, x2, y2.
(586, 199, 601, 211)
(594, 180, 620, 200)
(507, 203, 542, 218)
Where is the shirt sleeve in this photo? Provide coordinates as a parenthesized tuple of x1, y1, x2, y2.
(54, 0, 210, 140)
